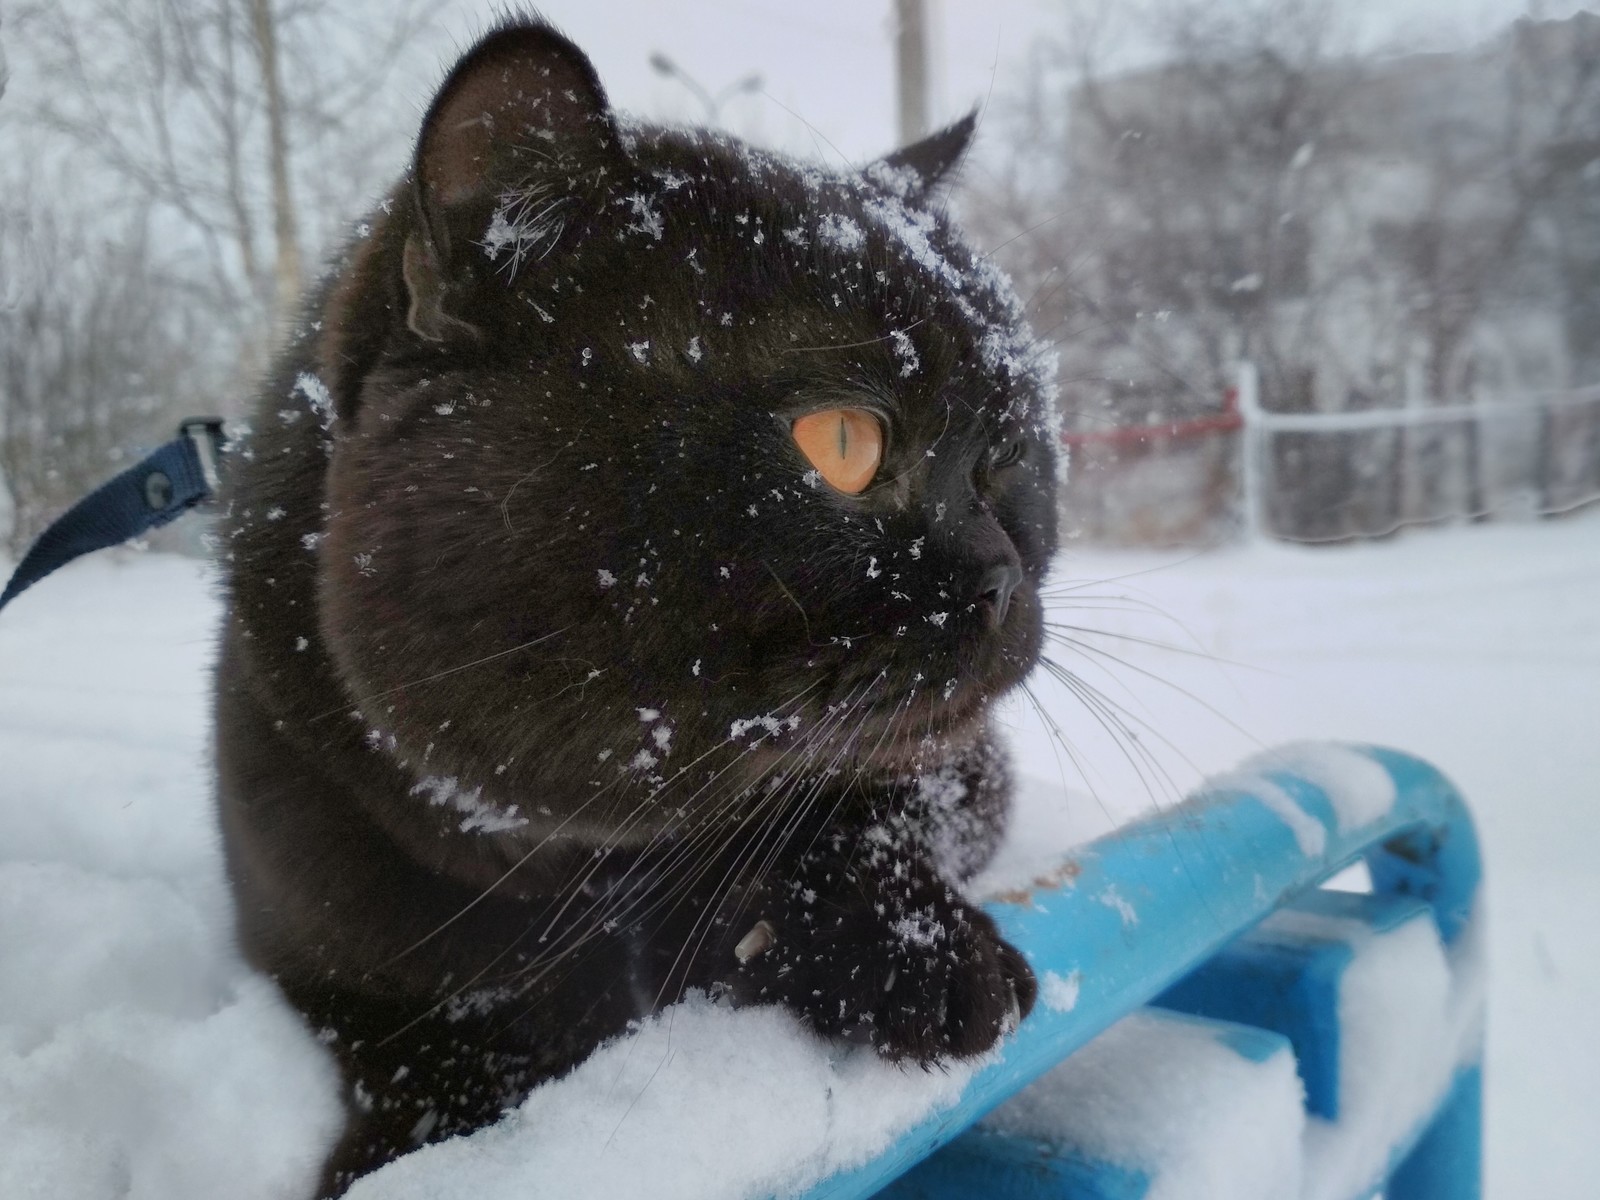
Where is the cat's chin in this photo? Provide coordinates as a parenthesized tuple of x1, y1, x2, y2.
(843, 678, 1013, 773)
(847, 630, 1040, 770)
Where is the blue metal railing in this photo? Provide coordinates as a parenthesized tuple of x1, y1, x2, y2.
(796, 744, 1483, 1200)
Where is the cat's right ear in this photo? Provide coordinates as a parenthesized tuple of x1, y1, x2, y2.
(873, 111, 978, 202)
(404, 18, 621, 341)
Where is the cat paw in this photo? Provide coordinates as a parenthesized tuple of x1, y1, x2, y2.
(726, 852, 1037, 1062)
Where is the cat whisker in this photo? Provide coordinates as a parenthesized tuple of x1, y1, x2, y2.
(370, 677, 825, 989)
(306, 627, 570, 724)
(1035, 655, 1238, 933)
(667, 679, 896, 988)
(754, 88, 851, 169)
(762, 561, 814, 643)
(373, 722, 800, 1046)
(1015, 676, 1121, 830)
(500, 439, 578, 534)
(487, 676, 839, 969)
(365, 770, 630, 980)
(476, 689, 865, 1035)
(593, 678, 876, 954)
(1037, 313, 1157, 350)
(1023, 242, 1101, 309)
(734, 678, 888, 897)
(1042, 553, 1204, 595)
(982, 210, 1070, 261)
(631, 678, 887, 1017)
(1044, 633, 1267, 744)
(1035, 656, 1185, 809)
(779, 319, 925, 355)
(514, 692, 827, 955)
(1017, 668, 1216, 940)
(616, 678, 876, 927)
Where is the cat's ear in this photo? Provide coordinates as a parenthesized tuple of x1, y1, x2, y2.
(404, 17, 620, 341)
(873, 111, 978, 201)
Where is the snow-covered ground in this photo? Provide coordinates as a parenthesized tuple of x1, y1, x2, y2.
(2, 514, 1596, 1198)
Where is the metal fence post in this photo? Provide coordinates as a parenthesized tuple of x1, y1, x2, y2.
(1237, 359, 1265, 539)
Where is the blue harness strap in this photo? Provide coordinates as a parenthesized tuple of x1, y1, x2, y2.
(0, 418, 226, 614)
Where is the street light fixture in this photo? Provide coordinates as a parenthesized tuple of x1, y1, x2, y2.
(649, 52, 763, 125)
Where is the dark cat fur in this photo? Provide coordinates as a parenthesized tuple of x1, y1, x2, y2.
(216, 15, 1059, 1196)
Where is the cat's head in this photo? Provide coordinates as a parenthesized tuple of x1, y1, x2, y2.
(300, 18, 1059, 838)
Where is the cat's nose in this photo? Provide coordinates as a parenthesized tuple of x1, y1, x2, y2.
(976, 563, 1023, 628)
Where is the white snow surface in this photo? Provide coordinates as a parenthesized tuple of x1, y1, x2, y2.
(0, 555, 342, 1200)
(1186, 741, 1397, 860)
(1202, 766, 1330, 857)
(348, 994, 986, 1200)
(1039, 970, 1082, 1014)
(1253, 742, 1399, 833)
(1298, 904, 1484, 1200)
(2, 513, 1597, 1197)
(983, 1008, 1307, 1200)
(983, 900, 1480, 1200)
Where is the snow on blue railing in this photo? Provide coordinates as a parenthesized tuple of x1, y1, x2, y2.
(803, 743, 1484, 1200)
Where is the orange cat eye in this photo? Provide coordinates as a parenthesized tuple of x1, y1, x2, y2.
(791, 408, 884, 494)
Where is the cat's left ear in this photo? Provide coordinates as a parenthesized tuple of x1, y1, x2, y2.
(403, 17, 622, 341)
(873, 111, 978, 200)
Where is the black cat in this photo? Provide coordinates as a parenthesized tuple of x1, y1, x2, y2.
(215, 15, 1058, 1195)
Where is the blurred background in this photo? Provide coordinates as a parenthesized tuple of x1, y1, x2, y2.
(1, 0, 1597, 549)
(0, 2, 1596, 1196)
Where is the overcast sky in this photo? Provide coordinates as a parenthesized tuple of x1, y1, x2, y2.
(423, 0, 1595, 162)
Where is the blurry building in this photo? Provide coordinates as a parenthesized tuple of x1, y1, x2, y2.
(1004, 12, 1600, 542)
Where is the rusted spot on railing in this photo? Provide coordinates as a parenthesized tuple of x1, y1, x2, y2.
(988, 858, 1083, 906)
